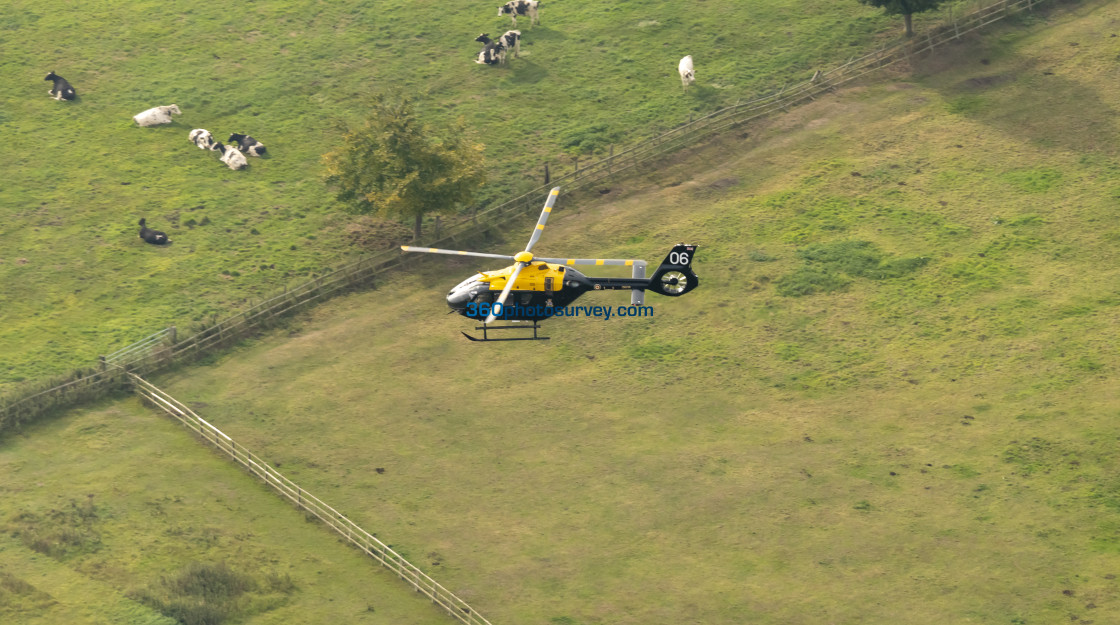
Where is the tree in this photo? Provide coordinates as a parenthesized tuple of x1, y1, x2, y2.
(322, 96, 487, 241)
(858, 0, 945, 37)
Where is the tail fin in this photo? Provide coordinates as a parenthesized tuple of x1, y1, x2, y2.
(648, 244, 699, 296)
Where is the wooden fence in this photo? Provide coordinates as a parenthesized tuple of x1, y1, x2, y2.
(129, 373, 492, 625)
(0, 0, 1073, 432)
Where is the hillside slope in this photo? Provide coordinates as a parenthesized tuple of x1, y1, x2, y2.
(151, 3, 1120, 623)
(0, 0, 925, 389)
(7, 1, 1120, 624)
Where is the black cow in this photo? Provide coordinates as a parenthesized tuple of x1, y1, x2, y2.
(44, 71, 76, 101)
(138, 218, 169, 245)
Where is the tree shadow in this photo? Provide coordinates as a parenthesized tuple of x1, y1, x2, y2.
(923, 49, 1119, 155)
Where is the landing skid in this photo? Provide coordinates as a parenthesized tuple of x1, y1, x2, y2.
(462, 322, 549, 342)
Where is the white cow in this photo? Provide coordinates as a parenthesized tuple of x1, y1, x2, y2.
(133, 104, 182, 126)
(678, 56, 695, 88)
(189, 129, 217, 150)
(214, 143, 248, 170)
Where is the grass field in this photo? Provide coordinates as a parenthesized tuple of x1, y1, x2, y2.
(40, 2, 1115, 623)
(0, 0, 949, 391)
(6, 1, 1120, 624)
(0, 398, 451, 625)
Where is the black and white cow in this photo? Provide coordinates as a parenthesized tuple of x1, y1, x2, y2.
(228, 133, 266, 157)
(475, 31, 520, 65)
(189, 129, 218, 150)
(138, 218, 169, 245)
(476, 37, 502, 65)
(214, 143, 248, 170)
(44, 72, 76, 101)
(497, 0, 539, 28)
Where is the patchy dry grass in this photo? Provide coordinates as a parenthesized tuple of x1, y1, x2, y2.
(127, 3, 1120, 624)
(0, 0, 919, 391)
(6, 2, 1120, 624)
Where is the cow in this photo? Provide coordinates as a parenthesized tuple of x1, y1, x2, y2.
(189, 129, 217, 150)
(138, 218, 169, 245)
(133, 105, 182, 127)
(228, 133, 266, 157)
(214, 143, 248, 170)
(476, 37, 502, 65)
(475, 31, 520, 65)
(44, 72, 76, 101)
(678, 55, 695, 88)
(498, 1, 539, 28)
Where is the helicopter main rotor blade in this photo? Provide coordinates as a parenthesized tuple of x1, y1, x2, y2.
(485, 261, 527, 324)
(523, 187, 560, 254)
(534, 257, 643, 267)
(400, 246, 516, 262)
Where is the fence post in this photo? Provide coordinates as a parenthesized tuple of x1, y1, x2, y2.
(608, 145, 614, 175)
(543, 162, 550, 185)
(99, 356, 106, 371)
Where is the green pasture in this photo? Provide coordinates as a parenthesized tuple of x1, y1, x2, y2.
(0, 398, 449, 625)
(82, 2, 1120, 623)
(1, 0, 956, 391)
(5, 1, 1120, 625)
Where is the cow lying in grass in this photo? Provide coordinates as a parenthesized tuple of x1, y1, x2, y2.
(44, 72, 76, 101)
(476, 31, 521, 65)
(133, 104, 182, 127)
(138, 218, 169, 244)
(189, 129, 217, 150)
(214, 143, 248, 170)
(228, 133, 266, 157)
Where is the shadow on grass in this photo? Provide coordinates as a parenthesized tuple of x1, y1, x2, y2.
(505, 59, 549, 84)
(929, 50, 1120, 155)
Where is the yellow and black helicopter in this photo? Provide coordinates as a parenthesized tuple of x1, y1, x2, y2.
(402, 187, 698, 341)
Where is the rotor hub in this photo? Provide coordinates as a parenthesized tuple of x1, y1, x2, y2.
(514, 251, 534, 263)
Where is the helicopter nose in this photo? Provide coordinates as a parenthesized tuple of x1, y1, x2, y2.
(447, 276, 484, 310)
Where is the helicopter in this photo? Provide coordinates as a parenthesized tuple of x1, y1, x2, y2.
(401, 187, 699, 341)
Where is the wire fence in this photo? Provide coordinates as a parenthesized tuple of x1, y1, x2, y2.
(0, 0, 1074, 433)
(129, 373, 492, 625)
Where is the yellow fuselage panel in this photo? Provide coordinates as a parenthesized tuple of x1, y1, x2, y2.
(480, 263, 566, 292)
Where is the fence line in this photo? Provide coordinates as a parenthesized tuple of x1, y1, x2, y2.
(0, 0, 1075, 431)
(129, 373, 492, 625)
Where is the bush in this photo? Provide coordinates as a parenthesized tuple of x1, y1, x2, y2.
(129, 561, 296, 625)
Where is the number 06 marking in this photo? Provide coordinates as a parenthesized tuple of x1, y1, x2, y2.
(669, 251, 690, 265)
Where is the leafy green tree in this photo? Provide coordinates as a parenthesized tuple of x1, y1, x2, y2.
(322, 96, 487, 241)
(858, 0, 945, 37)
